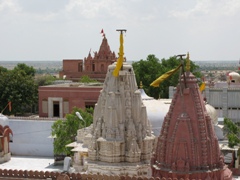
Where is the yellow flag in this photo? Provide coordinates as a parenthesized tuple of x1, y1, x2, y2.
(150, 64, 182, 87)
(200, 82, 206, 92)
(113, 33, 124, 77)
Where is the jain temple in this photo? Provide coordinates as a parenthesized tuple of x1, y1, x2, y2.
(65, 31, 236, 179)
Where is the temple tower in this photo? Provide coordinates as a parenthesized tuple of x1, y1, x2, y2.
(59, 32, 116, 82)
(86, 30, 155, 176)
(151, 54, 233, 179)
(84, 35, 116, 73)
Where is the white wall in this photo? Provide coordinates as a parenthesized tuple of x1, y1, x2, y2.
(9, 118, 56, 157)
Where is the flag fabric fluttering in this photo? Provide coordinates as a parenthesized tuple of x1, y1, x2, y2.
(150, 64, 182, 87)
(199, 82, 206, 93)
(100, 29, 105, 37)
(113, 32, 124, 77)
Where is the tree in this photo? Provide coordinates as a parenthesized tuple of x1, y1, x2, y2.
(132, 55, 162, 99)
(13, 63, 36, 77)
(0, 65, 38, 115)
(0, 66, 8, 74)
(79, 75, 98, 83)
(35, 75, 56, 86)
(224, 117, 240, 148)
(132, 54, 202, 99)
(51, 107, 93, 156)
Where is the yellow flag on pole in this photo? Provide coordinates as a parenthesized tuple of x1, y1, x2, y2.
(199, 82, 206, 92)
(113, 32, 124, 77)
(150, 64, 182, 87)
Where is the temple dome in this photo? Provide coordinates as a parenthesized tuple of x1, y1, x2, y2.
(229, 71, 239, 78)
(141, 89, 223, 139)
(140, 89, 170, 136)
(0, 113, 9, 127)
(228, 72, 240, 83)
(205, 103, 218, 125)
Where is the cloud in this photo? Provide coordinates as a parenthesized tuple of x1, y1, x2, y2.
(65, 0, 125, 19)
(169, 0, 240, 19)
(0, 0, 21, 13)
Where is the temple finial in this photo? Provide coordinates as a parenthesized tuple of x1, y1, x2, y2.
(186, 52, 190, 72)
(112, 29, 127, 77)
(140, 81, 143, 89)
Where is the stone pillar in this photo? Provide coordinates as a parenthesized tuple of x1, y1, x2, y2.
(222, 87, 228, 118)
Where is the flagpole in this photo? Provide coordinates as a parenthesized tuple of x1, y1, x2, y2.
(1, 102, 11, 114)
(176, 54, 187, 88)
(113, 29, 127, 77)
(116, 29, 127, 70)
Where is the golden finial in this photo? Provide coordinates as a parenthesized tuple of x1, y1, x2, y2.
(186, 52, 190, 72)
(140, 81, 143, 89)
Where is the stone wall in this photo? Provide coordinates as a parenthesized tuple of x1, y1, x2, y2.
(2, 168, 230, 180)
(8, 117, 58, 157)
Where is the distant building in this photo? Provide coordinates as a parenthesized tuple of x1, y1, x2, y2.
(38, 82, 102, 118)
(59, 35, 116, 82)
(169, 71, 240, 123)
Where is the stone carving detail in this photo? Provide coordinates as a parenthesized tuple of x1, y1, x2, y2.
(151, 72, 233, 180)
(87, 62, 155, 176)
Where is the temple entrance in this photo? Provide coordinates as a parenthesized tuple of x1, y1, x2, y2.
(53, 102, 60, 117)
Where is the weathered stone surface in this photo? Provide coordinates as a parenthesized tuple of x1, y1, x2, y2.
(151, 68, 233, 179)
(87, 62, 155, 176)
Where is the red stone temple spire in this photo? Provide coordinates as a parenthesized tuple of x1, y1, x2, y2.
(151, 54, 233, 179)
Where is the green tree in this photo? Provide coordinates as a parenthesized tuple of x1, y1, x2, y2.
(224, 117, 240, 148)
(0, 65, 38, 115)
(51, 107, 93, 156)
(79, 75, 98, 83)
(132, 55, 162, 99)
(13, 63, 36, 77)
(132, 55, 202, 99)
(35, 75, 56, 86)
(0, 66, 8, 73)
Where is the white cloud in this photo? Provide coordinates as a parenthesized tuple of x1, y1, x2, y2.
(65, 0, 125, 19)
(0, 0, 240, 61)
(169, 0, 240, 19)
(0, 0, 21, 13)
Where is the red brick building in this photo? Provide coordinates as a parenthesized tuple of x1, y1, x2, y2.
(38, 83, 102, 118)
(59, 35, 116, 82)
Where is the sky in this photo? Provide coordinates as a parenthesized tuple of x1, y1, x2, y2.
(0, 0, 240, 61)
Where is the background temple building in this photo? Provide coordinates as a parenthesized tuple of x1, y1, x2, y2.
(151, 60, 233, 179)
(169, 71, 240, 123)
(59, 35, 116, 82)
(38, 82, 102, 118)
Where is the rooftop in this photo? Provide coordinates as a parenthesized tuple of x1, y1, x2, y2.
(1, 156, 240, 179)
(0, 156, 62, 172)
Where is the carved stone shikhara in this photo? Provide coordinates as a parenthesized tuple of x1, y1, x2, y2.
(86, 62, 155, 176)
(151, 71, 233, 180)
